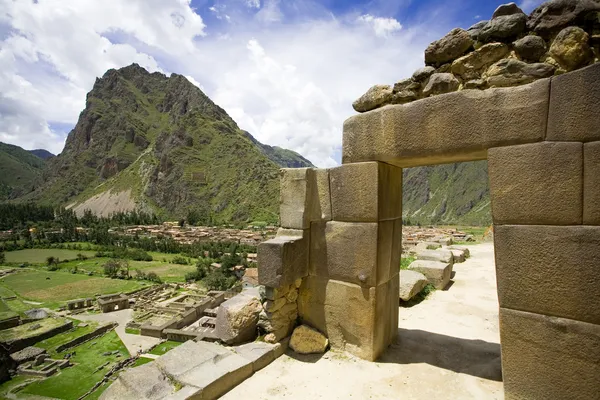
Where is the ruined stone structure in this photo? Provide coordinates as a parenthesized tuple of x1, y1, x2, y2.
(67, 298, 93, 311)
(258, 25, 600, 400)
(97, 294, 129, 313)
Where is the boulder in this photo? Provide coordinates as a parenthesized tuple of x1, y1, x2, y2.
(289, 325, 328, 354)
(478, 4, 527, 42)
(415, 242, 441, 252)
(464, 79, 487, 89)
(391, 78, 420, 104)
(399, 270, 428, 301)
(352, 85, 393, 112)
(448, 245, 470, 258)
(215, 288, 262, 345)
(513, 35, 548, 62)
(528, 0, 600, 37)
(549, 26, 593, 71)
(451, 42, 510, 80)
(412, 66, 436, 82)
(449, 249, 466, 263)
(422, 73, 460, 97)
(408, 260, 453, 290)
(416, 249, 454, 263)
(425, 28, 474, 66)
(467, 20, 489, 40)
(486, 59, 555, 87)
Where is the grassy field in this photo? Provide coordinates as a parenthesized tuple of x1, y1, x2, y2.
(149, 340, 182, 356)
(4, 249, 97, 264)
(20, 330, 130, 400)
(0, 270, 148, 306)
(0, 299, 17, 321)
(0, 317, 68, 342)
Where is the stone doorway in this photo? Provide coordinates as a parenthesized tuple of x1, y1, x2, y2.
(258, 63, 600, 399)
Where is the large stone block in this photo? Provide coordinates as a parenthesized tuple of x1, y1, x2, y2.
(215, 288, 262, 345)
(584, 142, 600, 225)
(547, 62, 600, 142)
(329, 162, 402, 222)
(342, 79, 549, 168)
(488, 142, 583, 225)
(279, 168, 316, 229)
(258, 229, 308, 287)
(313, 168, 332, 221)
(499, 308, 600, 400)
(309, 220, 401, 287)
(297, 275, 398, 361)
(495, 225, 600, 325)
(415, 249, 454, 263)
(408, 260, 452, 290)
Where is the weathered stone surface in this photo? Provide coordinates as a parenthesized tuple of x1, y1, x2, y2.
(513, 35, 547, 62)
(478, 9, 527, 42)
(100, 362, 175, 400)
(399, 270, 428, 301)
(528, 0, 600, 37)
(259, 284, 290, 301)
(415, 249, 453, 263)
(463, 79, 487, 89)
(467, 20, 488, 40)
(550, 26, 593, 71)
(449, 249, 466, 263)
(10, 346, 46, 364)
(391, 78, 420, 104)
(289, 325, 329, 354)
(499, 308, 600, 400)
(352, 85, 393, 112)
(492, 2, 524, 18)
(0, 346, 15, 385)
(280, 168, 316, 229)
(393, 78, 420, 92)
(313, 168, 332, 221)
(412, 66, 435, 82)
(422, 73, 460, 97)
(495, 225, 600, 325)
(448, 245, 470, 258)
(233, 341, 281, 372)
(451, 42, 509, 80)
(584, 142, 600, 225)
(258, 229, 308, 287)
(408, 260, 452, 289)
(263, 297, 286, 313)
(486, 59, 555, 87)
(547, 62, 600, 142)
(488, 142, 583, 225)
(310, 220, 400, 287)
(298, 276, 398, 361)
(342, 78, 549, 168)
(215, 288, 262, 345)
(425, 28, 473, 66)
(329, 162, 402, 222)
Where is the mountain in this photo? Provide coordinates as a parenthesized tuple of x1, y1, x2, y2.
(402, 161, 491, 227)
(30, 63, 313, 223)
(29, 149, 55, 160)
(0, 142, 46, 200)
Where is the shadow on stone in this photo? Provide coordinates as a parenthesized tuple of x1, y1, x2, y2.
(284, 349, 326, 364)
(442, 280, 455, 291)
(379, 328, 503, 382)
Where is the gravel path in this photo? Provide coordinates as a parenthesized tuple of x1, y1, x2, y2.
(222, 242, 503, 400)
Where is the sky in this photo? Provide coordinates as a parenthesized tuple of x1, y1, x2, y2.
(0, 0, 545, 167)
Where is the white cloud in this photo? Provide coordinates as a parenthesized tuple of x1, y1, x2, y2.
(245, 0, 261, 9)
(0, 0, 443, 167)
(357, 14, 402, 37)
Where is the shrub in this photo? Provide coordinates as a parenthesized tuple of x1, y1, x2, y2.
(203, 270, 237, 291)
(0, 252, 5, 264)
(103, 259, 129, 279)
(146, 272, 162, 283)
(76, 253, 88, 261)
(172, 256, 189, 265)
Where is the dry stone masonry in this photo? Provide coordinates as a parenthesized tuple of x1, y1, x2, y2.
(257, 1, 600, 398)
(353, 0, 600, 113)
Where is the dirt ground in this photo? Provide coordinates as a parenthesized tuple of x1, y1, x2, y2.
(223, 242, 503, 400)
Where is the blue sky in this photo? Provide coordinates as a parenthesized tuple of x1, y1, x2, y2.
(0, 0, 544, 166)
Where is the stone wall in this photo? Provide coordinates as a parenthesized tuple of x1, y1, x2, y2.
(352, 0, 600, 113)
(2, 320, 74, 353)
(55, 323, 117, 353)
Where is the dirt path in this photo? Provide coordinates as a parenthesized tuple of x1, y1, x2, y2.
(223, 242, 503, 400)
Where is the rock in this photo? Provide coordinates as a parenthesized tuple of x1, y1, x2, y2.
(289, 325, 328, 354)
(412, 66, 436, 82)
(0, 346, 15, 384)
(528, 0, 600, 37)
(486, 59, 555, 87)
(391, 90, 418, 104)
(467, 20, 489, 40)
(478, 10, 527, 42)
(416, 249, 454, 263)
(464, 79, 487, 89)
(425, 28, 474, 66)
(352, 85, 393, 112)
(465, 235, 475, 242)
(285, 288, 298, 303)
(391, 78, 420, 104)
(263, 297, 286, 313)
(436, 63, 452, 73)
(422, 73, 460, 97)
(393, 78, 420, 92)
(492, 2, 524, 18)
(399, 270, 428, 301)
(259, 285, 290, 301)
(549, 26, 593, 71)
(408, 260, 453, 290)
(513, 35, 547, 62)
(449, 249, 466, 263)
(215, 288, 262, 345)
(451, 42, 510, 80)
(233, 342, 281, 372)
(448, 245, 471, 258)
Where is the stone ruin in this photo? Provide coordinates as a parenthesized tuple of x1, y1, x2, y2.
(97, 294, 129, 313)
(257, 1, 600, 398)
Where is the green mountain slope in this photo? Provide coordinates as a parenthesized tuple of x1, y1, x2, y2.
(29, 149, 55, 160)
(30, 64, 312, 223)
(402, 161, 491, 226)
(0, 142, 46, 200)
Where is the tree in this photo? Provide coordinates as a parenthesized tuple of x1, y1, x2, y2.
(0, 252, 5, 265)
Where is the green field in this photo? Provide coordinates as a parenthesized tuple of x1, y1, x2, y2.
(0, 270, 148, 306)
(0, 317, 68, 342)
(4, 249, 97, 264)
(0, 299, 17, 321)
(149, 340, 182, 356)
(20, 330, 130, 400)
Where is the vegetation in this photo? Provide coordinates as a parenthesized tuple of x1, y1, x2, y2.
(400, 284, 436, 308)
(149, 340, 182, 356)
(0, 142, 46, 201)
(400, 256, 416, 270)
